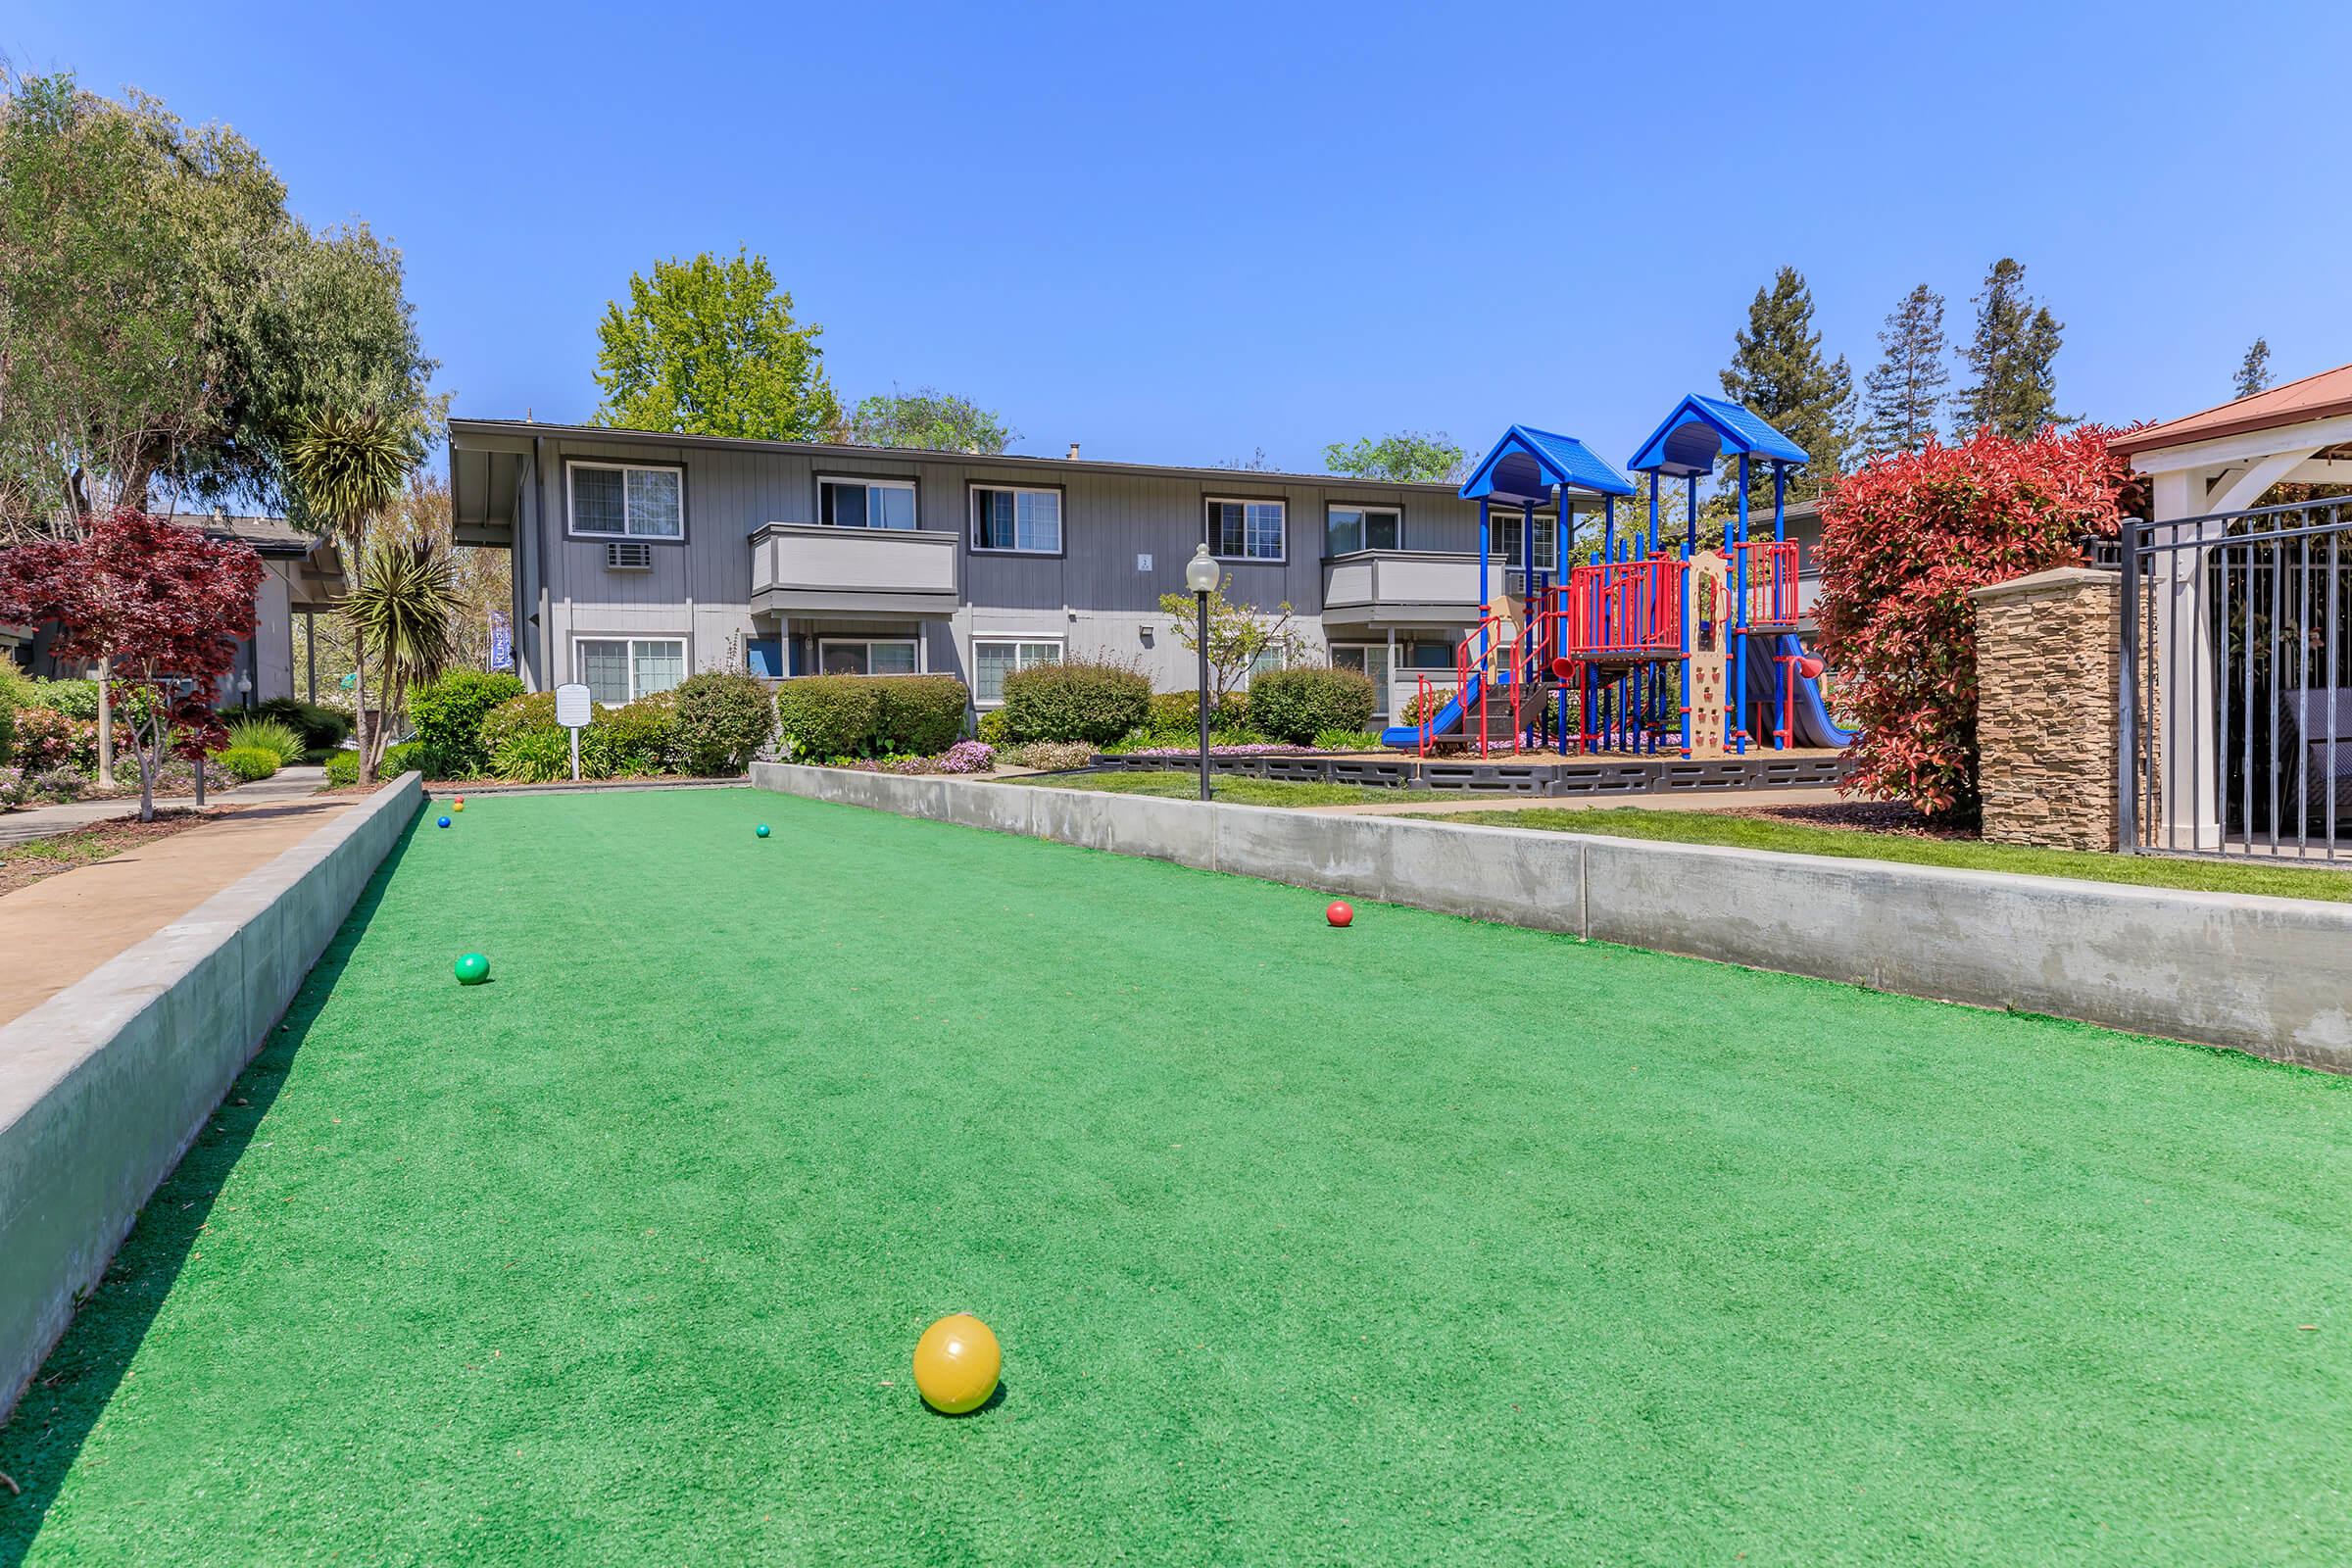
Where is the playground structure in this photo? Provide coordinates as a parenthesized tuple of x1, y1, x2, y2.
(1380, 397, 1856, 759)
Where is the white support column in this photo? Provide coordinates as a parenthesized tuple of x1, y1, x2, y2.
(2151, 468, 2221, 850)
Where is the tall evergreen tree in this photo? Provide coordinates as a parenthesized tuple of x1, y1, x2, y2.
(1718, 266, 1852, 506)
(1859, 284, 1949, 456)
(1953, 258, 2066, 440)
(2235, 337, 2275, 400)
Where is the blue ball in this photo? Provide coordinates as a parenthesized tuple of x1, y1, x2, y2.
(755, 823, 771, 839)
(437, 815, 452, 829)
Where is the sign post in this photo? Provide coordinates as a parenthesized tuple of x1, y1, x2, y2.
(555, 682, 593, 782)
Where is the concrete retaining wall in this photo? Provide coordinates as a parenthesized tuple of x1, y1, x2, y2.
(754, 762, 2352, 1073)
(0, 774, 422, 1419)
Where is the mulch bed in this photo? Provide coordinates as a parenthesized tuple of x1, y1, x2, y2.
(0, 808, 221, 897)
(1726, 799, 1977, 840)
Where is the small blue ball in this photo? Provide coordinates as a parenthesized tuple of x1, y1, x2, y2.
(437, 815, 452, 829)
(756, 823, 771, 839)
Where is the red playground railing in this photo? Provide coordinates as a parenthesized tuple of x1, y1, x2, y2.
(1558, 559, 1685, 663)
(1740, 540, 1800, 629)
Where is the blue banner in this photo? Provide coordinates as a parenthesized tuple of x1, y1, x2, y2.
(489, 612, 513, 671)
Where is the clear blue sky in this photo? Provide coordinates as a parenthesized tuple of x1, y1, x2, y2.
(14, 1, 2350, 472)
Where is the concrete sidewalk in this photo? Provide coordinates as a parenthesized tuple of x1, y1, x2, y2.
(0, 765, 326, 847)
(0, 792, 359, 1029)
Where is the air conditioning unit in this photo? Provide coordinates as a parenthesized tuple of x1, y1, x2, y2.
(605, 540, 653, 571)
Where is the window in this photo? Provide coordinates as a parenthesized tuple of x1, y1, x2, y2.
(575, 637, 686, 704)
(818, 475, 917, 530)
(970, 486, 1061, 553)
(971, 638, 1062, 706)
(817, 638, 918, 675)
(1332, 643, 1393, 715)
(1245, 644, 1287, 684)
(1494, 513, 1559, 573)
(1208, 498, 1285, 562)
(568, 462, 683, 539)
(1325, 505, 1400, 556)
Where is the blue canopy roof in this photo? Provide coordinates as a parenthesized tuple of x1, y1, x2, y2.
(1459, 425, 1636, 506)
(1626, 395, 1809, 477)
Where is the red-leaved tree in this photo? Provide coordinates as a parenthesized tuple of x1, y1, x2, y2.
(0, 509, 265, 819)
(1815, 425, 2137, 821)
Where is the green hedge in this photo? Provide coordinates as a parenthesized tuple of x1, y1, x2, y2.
(481, 692, 560, 755)
(224, 716, 306, 765)
(0, 663, 22, 763)
(1245, 666, 1378, 744)
(381, 740, 425, 776)
(254, 698, 352, 752)
(999, 661, 1149, 745)
(405, 670, 524, 778)
(324, 751, 361, 786)
(672, 672, 776, 774)
(773, 674, 968, 760)
(217, 745, 280, 782)
(582, 693, 676, 776)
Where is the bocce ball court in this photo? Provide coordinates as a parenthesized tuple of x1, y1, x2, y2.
(3, 787, 2347, 1563)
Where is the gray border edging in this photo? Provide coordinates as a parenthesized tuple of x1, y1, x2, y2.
(751, 762, 2352, 1073)
(0, 773, 424, 1420)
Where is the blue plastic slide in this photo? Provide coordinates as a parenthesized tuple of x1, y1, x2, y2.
(1381, 685, 1474, 750)
(1744, 632, 1855, 748)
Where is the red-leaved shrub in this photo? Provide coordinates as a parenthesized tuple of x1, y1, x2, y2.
(1816, 425, 2137, 820)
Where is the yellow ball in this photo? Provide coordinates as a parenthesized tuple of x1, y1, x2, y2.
(912, 1313, 1001, 1414)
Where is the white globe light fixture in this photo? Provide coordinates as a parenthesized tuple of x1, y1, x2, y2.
(1184, 545, 1219, 801)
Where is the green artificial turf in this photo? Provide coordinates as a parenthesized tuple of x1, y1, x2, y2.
(4, 788, 2348, 1564)
(1421, 806, 2352, 904)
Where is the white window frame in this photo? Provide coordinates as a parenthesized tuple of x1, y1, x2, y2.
(1331, 641, 1393, 717)
(1207, 497, 1287, 564)
(573, 635, 688, 705)
(815, 636, 921, 676)
(969, 635, 1065, 709)
(817, 474, 919, 530)
(1494, 512, 1560, 574)
(1324, 504, 1401, 557)
(565, 460, 686, 541)
(969, 484, 1063, 555)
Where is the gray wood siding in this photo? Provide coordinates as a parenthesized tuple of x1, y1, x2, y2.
(509, 430, 1496, 693)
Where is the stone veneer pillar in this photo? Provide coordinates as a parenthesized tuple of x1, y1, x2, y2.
(1971, 566, 2129, 851)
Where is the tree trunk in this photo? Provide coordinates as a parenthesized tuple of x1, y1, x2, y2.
(95, 655, 117, 789)
(354, 640, 373, 786)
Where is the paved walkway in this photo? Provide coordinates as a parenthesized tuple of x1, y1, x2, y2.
(1303, 785, 1850, 817)
(0, 790, 357, 1030)
(0, 765, 326, 847)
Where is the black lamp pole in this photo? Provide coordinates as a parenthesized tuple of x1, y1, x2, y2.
(1195, 589, 1211, 801)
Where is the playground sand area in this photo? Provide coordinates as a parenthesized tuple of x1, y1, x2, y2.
(4, 786, 2347, 1564)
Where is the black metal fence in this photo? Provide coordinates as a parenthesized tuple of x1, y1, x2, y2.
(2120, 496, 2352, 858)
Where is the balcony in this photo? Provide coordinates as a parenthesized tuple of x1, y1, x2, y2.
(750, 522, 959, 618)
(1319, 550, 1485, 630)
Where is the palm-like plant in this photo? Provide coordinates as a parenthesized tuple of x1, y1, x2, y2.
(283, 409, 413, 780)
(341, 535, 460, 774)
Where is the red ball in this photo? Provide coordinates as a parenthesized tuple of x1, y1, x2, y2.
(1326, 901, 1353, 928)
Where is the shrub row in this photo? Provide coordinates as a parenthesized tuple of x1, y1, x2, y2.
(1228, 666, 1375, 744)
(997, 661, 1149, 746)
(773, 674, 968, 760)
(472, 671, 779, 781)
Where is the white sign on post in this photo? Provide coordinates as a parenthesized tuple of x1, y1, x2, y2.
(554, 682, 593, 780)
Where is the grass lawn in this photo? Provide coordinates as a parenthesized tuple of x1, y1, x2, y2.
(1019, 768, 1437, 808)
(4, 788, 2348, 1564)
(1422, 806, 2352, 904)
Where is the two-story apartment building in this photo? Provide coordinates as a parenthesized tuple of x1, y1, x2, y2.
(447, 420, 1590, 720)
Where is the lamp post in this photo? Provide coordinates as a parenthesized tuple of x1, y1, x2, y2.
(1185, 544, 1219, 802)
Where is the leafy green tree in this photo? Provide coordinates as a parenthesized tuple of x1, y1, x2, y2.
(842, 387, 1013, 453)
(1156, 576, 1303, 704)
(1860, 284, 1950, 456)
(1718, 267, 1852, 505)
(0, 71, 435, 535)
(1953, 258, 2066, 440)
(593, 249, 839, 440)
(341, 535, 461, 778)
(2235, 337, 2275, 400)
(1322, 430, 1468, 485)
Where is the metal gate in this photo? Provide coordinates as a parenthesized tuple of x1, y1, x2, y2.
(2120, 495, 2352, 858)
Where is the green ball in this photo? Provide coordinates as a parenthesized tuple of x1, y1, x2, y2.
(756, 824, 771, 838)
(454, 953, 490, 985)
